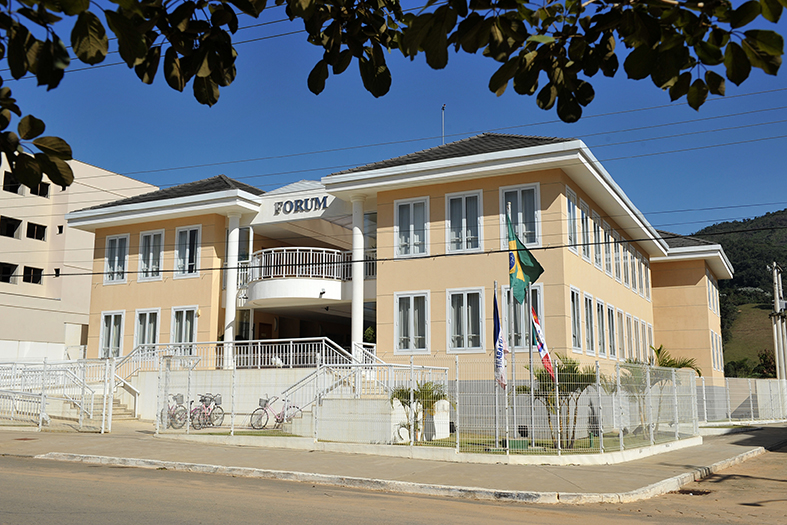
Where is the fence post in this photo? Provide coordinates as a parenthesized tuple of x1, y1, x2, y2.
(748, 378, 755, 422)
(10, 363, 17, 422)
(186, 361, 192, 435)
(691, 372, 699, 436)
(726, 378, 732, 422)
(617, 363, 623, 452)
(645, 365, 654, 446)
(455, 355, 460, 454)
(289, 340, 294, 369)
(596, 361, 604, 453)
(409, 356, 414, 449)
(79, 361, 86, 431)
(39, 358, 47, 431)
(231, 355, 237, 436)
(314, 354, 320, 444)
(672, 369, 680, 441)
(701, 376, 708, 423)
(101, 358, 109, 434)
(555, 370, 561, 456)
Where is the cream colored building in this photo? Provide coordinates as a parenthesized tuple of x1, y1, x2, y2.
(0, 161, 156, 361)
(66, 135, 731, 378)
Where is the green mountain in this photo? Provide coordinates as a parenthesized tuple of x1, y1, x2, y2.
(693, 208, 787, 292)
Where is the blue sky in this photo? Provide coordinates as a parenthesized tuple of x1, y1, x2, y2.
(9, 5, 787, 235)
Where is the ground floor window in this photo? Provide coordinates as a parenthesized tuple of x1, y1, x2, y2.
(172, 307, 197, 352)
(395, 292, 429, 354)
(570, 287, 582, 352)
(584, 294, 595, 355)
(447, 288, 483, 352)
(101, 312, 124, 358)
(502, 284, 542, 349)
(135, 309, 159, 357)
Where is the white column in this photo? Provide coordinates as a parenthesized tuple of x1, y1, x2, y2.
(351, 195, 366, 361)
(225, 214, 241, 369)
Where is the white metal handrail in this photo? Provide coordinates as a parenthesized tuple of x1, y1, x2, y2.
(242, 247, 376, 286)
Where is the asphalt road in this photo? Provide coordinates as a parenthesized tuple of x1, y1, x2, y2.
(1, 445, 785, 524)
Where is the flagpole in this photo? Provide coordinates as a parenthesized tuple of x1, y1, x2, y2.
(528, 282, 535, 449)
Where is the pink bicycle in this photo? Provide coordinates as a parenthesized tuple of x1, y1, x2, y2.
(190, 393, 224, 429)
(250, 395, 301, 429)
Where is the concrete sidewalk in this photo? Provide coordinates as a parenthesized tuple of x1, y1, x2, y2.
(1, 421, 786, 504)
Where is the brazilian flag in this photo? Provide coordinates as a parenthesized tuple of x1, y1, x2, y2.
(507, 214, 544, 304)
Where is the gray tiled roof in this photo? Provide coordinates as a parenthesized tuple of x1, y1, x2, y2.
(264, 179, 324, 196)
(79, 174, 264, 212)
(657, 229, 717, 249)
(332, 133, 573, 175)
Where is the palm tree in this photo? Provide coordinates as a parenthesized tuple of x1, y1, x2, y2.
(390, 381, 450, 442)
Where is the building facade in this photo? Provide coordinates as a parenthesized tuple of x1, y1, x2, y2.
(66, 135, 732, 378)
(0, 161, 156, 361)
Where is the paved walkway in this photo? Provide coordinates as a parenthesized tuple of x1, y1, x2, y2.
(1, 421, 786, 504)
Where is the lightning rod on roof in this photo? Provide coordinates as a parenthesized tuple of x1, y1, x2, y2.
(442, 104, 446, 145)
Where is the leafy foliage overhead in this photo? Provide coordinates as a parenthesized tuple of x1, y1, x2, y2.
(0, 0, 783, 189)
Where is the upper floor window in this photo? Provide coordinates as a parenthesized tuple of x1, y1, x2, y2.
(23, 266, 42, 284)
(175, 226, 200, 276)
(501, 184, 538, 246)
(395, 198, 428, 257)
(447, 288, 483, 352)
(0, 262, 17, 284)
(2, 172, 21, 195)
(613, 232, 622, 282)
(644, 258, 651, 300)
(579, 200, 591, 261)
(630, 245, 638, 294)
(566, 187, 578, 254)
(26, 222, 46, 241)
(446, 192, 481, 252)
(637, 251, 644, 296)
(622, 241, 630, 288)
(592, 211, 603, 269)
(104, 234, 129, 283)
(607, 304, 617, 359)
(29, 182, 49, 198)
(0, 216, 22, 239)
(395, 291, 429, 354)
(139, 230, 163, 281)
(603, 222, 613, 276)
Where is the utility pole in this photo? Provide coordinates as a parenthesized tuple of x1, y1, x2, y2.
(771, 263, 786, 380)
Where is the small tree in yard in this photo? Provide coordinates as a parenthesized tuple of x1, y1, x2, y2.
(390, 381, 449, 442)
(519, 354, 596, 450)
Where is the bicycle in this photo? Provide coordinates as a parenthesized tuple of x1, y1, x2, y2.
(161, 393, 187, 429)
(189, 393, 225, 430)
(250, 395, 301, 430)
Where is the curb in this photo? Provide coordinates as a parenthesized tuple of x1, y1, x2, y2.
(34, 444, 771, 505)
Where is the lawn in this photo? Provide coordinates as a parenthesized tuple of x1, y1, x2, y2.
(724, 303, 774, 364)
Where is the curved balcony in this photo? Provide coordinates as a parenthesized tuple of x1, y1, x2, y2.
(236, 247, 376, 307)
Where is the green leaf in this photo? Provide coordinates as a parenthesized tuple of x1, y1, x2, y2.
(705, 71, 726, 96)
(624, 45, 657, 80)
(730, 1, 761, 29)
(695, 41, 723, 65)
(488, 57, 519, 96)
(60, 0, 90, 16)
(686, 78, 708, 110)
(742, 36, 782, 75)
(18, 115, 45, 140)
(0, 109, 11, 132)
(557, 94, 582, 123)
(669, 72, 691, 101)
(36, 153, 74, 189)
(724, 41, 751, 85)
(72, 11, 108, 65)
(32, 136, 73, 160)
(536, 83, 557, 110)
(7, 26, 32, 80)
(744, 30, 784, 56)
(105, 10, 148, 67)
(135, 46, 161, 85)
(760, 0, 782, 22)
(527, 35, 555, 45)
(193, 76, 220, 106)
(333, 50, 352, 75)
(512, 62, 539, 96)
(13, 154, 42, 189)
(227, 0, 267, 17)
(307, 60, 328, 95)
(164, 47, 186, 92)
(575, 81, 594, 106)
(358, 51, 392, 98)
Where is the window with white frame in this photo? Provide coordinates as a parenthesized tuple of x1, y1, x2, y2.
(613, 232, 622, 281)
(637, 251, 644, 296)
(395, 292, 429, 354)
(617, 310, 625, 359)
(641, 320, 648, 362)
(580, 200, 591, 261)
(104, 234, 129, 283)
(101, 311, 124, 358)
(172, 307, 197, 349)
(647, 324, 653, 357)
(592, 212, 603, 269)
(584, 293, 595, 355)
(603, 222, 613, 276)
(633, 316, 641, 361)
(135, 309, 159, 357)
(630, 245, 638, 294)
(447, 192, 481, 252)
(623, 241, 630, 287)
(502, 184, 539, 246)
(503, 284, 542, 349)
(395, 198, 428, 257)
(566, 187, 578, 254)
(447, 288, 483, 352)
(626, 314, 634, 361)
(596, 299, 606, 357)
(571, 287, 582, 352)
(644, 258, 651, 300)
(139, 230, 163, 281)
(175, 226, 200, 276)
(607, 305, 616, 358)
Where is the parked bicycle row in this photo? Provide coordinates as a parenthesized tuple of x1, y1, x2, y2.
(161, 393, 300, 430)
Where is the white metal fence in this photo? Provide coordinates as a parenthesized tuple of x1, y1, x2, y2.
(697, 376, 787, 422)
